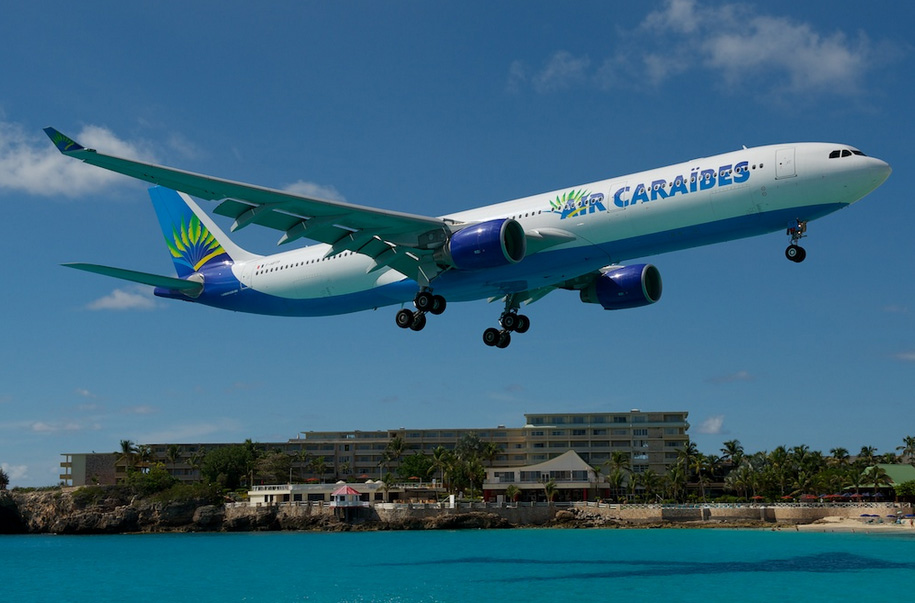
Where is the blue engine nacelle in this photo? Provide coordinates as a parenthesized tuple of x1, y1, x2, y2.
(445, 218, 526, 270)
(580, 264, 662, 310)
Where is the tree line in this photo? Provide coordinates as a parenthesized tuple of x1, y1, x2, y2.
(109, 434, 915, 503)
(597, 436, 915, 503)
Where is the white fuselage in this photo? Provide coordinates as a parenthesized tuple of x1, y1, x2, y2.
(221, 143, 889, 314)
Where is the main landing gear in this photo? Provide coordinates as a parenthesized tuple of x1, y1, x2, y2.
(785, 219, 808, 263)
(482, 296, 530, 349)
(395, 289, 446, 332)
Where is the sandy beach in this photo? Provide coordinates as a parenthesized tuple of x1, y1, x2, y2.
(795, 516, 915, 533)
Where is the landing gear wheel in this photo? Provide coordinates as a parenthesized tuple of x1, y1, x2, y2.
(785, 244, 806, 263)
(496, 331, 512, 348)
(410, 312, 427, 331)
(395, 308, 414, 329)
(514, 314, 530, 334)
(430, 295, 447, 316)
(500, 313, 518, 331)
(483, 327, 501, 347)
(414, 291, 435, 311)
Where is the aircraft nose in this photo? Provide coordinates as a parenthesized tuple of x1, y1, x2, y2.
(872, 157, 892, 185)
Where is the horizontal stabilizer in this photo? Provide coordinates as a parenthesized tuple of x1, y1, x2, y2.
(62, 263, 204, 295)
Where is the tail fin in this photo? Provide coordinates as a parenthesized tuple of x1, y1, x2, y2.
(148, 187, 259, 277)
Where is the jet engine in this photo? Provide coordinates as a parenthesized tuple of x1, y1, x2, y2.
(579, 264, 662, 310)
(442, 218, 526, 271)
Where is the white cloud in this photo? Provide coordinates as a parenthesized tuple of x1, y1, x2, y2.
(0, 121, 156, 197)
(283, 180, 345, 202)
(30, 421, 89, 434)
(136, 418, 241, 443)
(511, 0, 886, 98)
(124, 405, 157, 415)
(697, 414, 726, 435)
(532, 51, 591, 93)
(894, 352, 915, 363)
(706, 370, 755, 384)
(86, 287, 158, 311)
(1, 462, 28, 482)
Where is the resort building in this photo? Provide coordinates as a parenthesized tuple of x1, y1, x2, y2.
(60, 409, 690, 494)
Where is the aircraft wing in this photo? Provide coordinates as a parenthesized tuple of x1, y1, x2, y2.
(45, 128, 451, 280)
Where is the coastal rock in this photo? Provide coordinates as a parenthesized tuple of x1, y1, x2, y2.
(423, 512, 513, 530)
(0, 492, 26, 534)
(193, 505, 225, 529)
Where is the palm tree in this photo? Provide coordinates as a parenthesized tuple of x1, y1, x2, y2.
(664, 463, 687, 502)
(721, 439, 744, 468)
(309, 456, 327, 483)
(117, 439, 138, 481)
(380, 472, 394, 503)
(690, 452, 708, 501)
(165, 444, 181, 475)
(606, 467, 627, 502)
(136, 444, 153, 472)
(866, 465, 893, 497)
(543, 479, 558, 506)
(481, 441, 502, 467)
(857, 446, 877, 468)
(828, 447, 850, 467)
(898, 435, 915, 465)
(767, 446, 791, 496)
(294, 449, 310, 482)
(186, 447, 206, 481)
(590, 463, 604, 501)
(504, 484, 520, 504)
(0, 466, 9, 490)
(428, 446, 452, 491)
(640, 469, 660, 502)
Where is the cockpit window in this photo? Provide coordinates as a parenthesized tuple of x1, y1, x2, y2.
(829, 148, 868, 159)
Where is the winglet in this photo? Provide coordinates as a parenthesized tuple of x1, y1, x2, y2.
(43, 127, 85, 154)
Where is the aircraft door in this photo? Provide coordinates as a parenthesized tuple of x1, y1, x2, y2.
(775, 147, 796, 179)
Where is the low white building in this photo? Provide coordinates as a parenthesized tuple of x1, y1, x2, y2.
(247, 480, 442, 505)
(484, 450, 598, 502)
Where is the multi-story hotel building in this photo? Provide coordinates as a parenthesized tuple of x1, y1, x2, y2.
(60, 410, 689, 488)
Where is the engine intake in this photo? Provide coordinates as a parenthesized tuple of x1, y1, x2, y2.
(580, 264, 662, 310)
(445, 218, 526, 271)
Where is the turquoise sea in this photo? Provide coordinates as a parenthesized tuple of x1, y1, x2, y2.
(2, 529, 914, 602)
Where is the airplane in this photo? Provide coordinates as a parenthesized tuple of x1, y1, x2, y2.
(45, 127, 891, 348)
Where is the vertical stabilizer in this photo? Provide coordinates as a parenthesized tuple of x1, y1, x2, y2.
(148, 186, 259, 278)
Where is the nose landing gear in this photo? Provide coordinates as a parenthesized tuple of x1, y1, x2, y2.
(785, 219, 807, 263)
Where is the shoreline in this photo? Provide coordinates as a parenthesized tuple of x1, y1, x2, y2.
(4, 490, 913, 535)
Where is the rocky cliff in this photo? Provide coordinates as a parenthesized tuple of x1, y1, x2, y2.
(0, 490, 513, 534)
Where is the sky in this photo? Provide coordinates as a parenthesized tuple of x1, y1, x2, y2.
(1, 1, 913, 487)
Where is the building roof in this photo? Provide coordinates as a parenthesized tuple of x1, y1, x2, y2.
(872, 464, 915, 485)
(332, 485, 362, 496)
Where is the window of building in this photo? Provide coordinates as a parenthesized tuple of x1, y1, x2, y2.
(494, 471, 515, 483)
